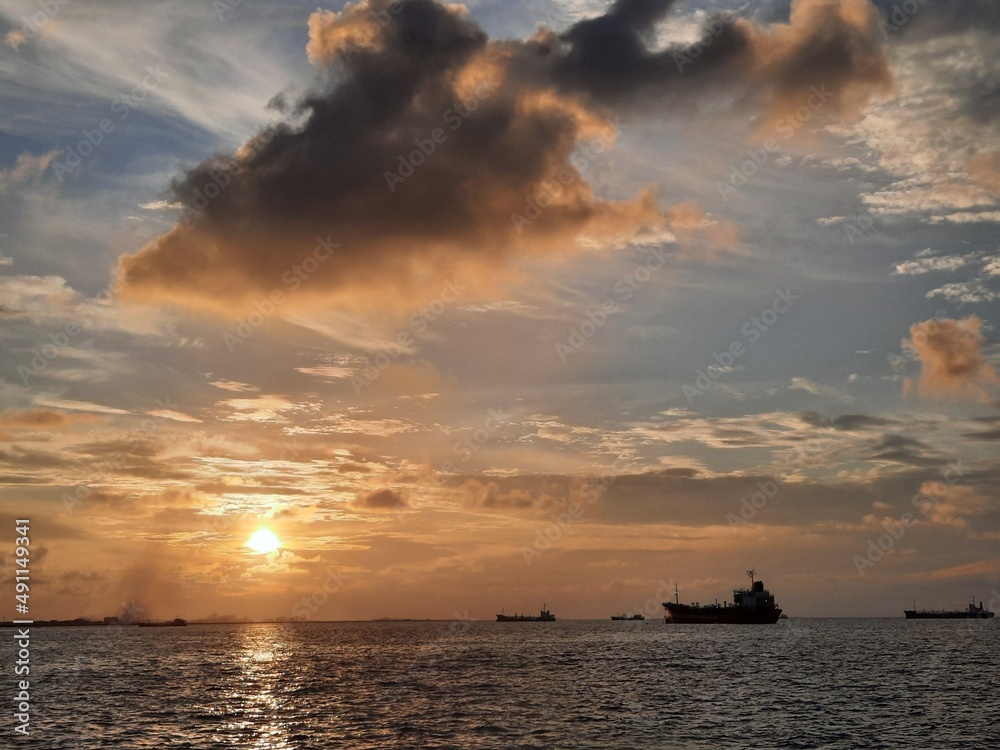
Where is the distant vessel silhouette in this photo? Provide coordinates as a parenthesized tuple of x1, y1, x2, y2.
(611, 613, 645, 620)
(138, 617, 188, 627)
(496, 606, 555, 622)
(663, 570, 782, 624)
(904, 599, 994, 619)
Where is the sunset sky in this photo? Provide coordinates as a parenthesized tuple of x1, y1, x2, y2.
(1, 0, 998, 622)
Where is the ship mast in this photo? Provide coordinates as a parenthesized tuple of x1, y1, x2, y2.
(674, 584, 679, 605)
(747, 569, 755, 586)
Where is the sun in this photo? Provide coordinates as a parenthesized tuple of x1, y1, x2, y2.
(247, 528, 282, 554)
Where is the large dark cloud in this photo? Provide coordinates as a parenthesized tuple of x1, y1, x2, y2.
(117, 0, 890, 314)
(551, 0, 747, 101)
(545, 0, 892, 125)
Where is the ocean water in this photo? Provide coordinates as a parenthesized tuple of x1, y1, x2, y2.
(20, 618, 1000, 748)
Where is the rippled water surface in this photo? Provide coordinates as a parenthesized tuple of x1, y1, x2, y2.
(22, 618, 1000, 748)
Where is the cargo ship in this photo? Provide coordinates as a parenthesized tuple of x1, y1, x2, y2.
(663, 570, 782, 624)
(611, 613, 645, 621)
(904, 599, 994, 619)
(496, 606, 555, 622)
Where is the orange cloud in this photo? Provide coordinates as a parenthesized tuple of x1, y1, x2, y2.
(553, 0, 891, 132)
(903, 316, 1000, 404)
(0, 409, 98, 438)
(738, 0, 893, 131)
(968, 151, 1000, 192)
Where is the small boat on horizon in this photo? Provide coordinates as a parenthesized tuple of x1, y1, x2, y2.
(611, 613, 645, 621)
(496, 606, 555, 622)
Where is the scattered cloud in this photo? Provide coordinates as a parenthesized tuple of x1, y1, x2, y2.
(145, 408, 203, 423)
(0, 150, 59, 192)
(0, 408, 95, 430)
(903, 316, 1000, 404)
(139, 200, 183, 211)
(893, 252, 973, 275)
(789, 377, 853, 401)
(209, 380, 260, 393)
(352, 487, 409, 511)
(219, 396, 297, 423)
(295, 365, 354, 380)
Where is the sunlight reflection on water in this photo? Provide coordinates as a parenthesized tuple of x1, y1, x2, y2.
(216, 625, 295, 749)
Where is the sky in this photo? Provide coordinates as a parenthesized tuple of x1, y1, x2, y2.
(0, 0, 998, 622)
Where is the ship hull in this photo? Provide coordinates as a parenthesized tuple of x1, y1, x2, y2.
(665, 603, 782, 624)
(496, 615, 555, 622)
(904, 610, 994, 619)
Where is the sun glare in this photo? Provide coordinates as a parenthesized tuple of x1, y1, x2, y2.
(247, 528, 281, 554)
